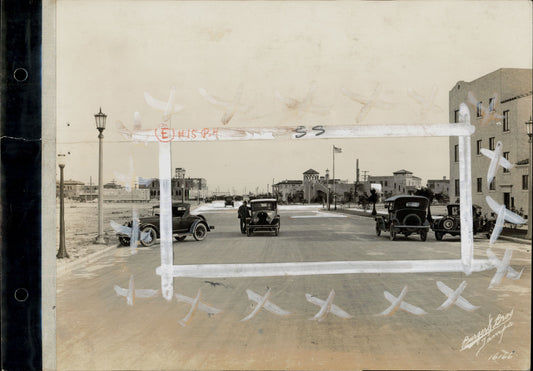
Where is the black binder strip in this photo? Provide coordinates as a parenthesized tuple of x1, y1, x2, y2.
(1, 1, 43, 370)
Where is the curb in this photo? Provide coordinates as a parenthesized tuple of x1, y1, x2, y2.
(56, 243, 118, 277)
(498, 235, 531, 245)
(57, 203, 207, 277)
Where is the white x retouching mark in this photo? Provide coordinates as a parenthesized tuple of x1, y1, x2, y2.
(436, 281, 479, 311)
(486, 248, 524, 289)
(378, 286, 427, 316)
(113, 275, 159, 306)
(175, 289, 222, 327)
(306, 289, 352, 321)
(241, 288, 291, 321)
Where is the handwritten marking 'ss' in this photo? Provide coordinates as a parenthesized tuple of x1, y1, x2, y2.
(294, 126, 307, 138)
(312, 125, 325, 136)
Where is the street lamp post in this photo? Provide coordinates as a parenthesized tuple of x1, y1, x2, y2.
(57, 154, 69, 258)
(176, 168, 186, 203)
(525, 117, 533, 240)
(94, 108, 107, 244)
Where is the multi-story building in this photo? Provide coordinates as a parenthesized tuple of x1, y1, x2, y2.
(449, 68, 532, 218)
(367, 169, 422, 198)
(427, 177, 450, 196)
(273, 180, 303, 203)
(56, 179, 85, 199)
(145, 177, 207, 200)
(274, 169, 354, 203)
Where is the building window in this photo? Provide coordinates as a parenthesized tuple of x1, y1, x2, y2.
(385, 181, 388, 186)
(489, 137, 495, 150)
(476, 102, 482, 117)
(523, 175, 529, 190)
(503, 110, 509, 132)
(488, 97, 495, 112)
(477, 178, 482, 193)
(454, 144, 459, 162)
(454, 179, 460, 197)
(476, 140, 482, 155)
(489, 177, 496, 191)
(503, 152, 510, 173)
(454, 109, 460, 123)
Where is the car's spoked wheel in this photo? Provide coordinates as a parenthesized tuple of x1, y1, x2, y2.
(420, 229, 427, 241)
(389, 223, 396, 241)
(486, 223, 494, 239)
(442, 217, 455, 231)
(140, 226, 157, 247)
(193, 223, 207, 241)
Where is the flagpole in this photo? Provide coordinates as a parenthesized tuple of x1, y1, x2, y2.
(333, 145, 336, 210)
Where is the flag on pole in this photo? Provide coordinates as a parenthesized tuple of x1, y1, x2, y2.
(333, 146, 342, 153)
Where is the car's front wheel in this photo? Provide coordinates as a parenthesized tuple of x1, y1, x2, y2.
(140, 226, 157, 247)
(193, 223, 207, 241)
(118, 236, 130, 246)
(389, 223, 396, 241)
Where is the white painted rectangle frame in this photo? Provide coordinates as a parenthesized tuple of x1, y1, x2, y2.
(153, 103, 482, 301)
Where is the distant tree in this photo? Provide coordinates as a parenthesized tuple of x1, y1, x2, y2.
(414, 187, 435, 203)
(434, 192, 449, 204)
(415, 187, 435, 222)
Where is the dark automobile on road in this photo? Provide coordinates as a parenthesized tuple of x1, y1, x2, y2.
(375, 195, 431, 241)
(224, 196, 235, 208)
(245, 198, 280, 236)
(117, 202, 214, 247)
(431, 204, 494, 241)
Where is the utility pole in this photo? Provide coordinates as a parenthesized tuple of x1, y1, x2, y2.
(356, 159, 360, 184)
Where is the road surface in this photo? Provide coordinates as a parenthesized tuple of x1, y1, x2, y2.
(57, 206, 531, 370)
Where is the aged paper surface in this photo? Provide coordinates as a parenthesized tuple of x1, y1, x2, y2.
(47, 1, 532, 370)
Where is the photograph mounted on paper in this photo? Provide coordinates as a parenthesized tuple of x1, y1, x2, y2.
(51, 1, 532, 370)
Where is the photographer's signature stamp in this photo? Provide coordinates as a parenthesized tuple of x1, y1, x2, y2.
(488, 350, 515, 361)
(460, 308, 514, 356)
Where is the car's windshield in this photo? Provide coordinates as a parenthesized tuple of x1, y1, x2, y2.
(251, 202, 276, 211)
(152, 206, 188, 217)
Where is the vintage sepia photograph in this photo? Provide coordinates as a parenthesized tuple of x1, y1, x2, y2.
(51, 1, 531, 370)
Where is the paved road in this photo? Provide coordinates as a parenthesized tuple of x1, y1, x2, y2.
(57, 207, 531, 370)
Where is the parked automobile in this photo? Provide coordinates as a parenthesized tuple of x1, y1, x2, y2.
(116, 202, 214, 247)
(431, 204, 494, 241)
(224, 196, 234, 208)
(375, 195, 431, 241)
(245, 198, 280, 236)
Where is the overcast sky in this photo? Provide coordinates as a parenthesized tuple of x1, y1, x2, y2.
(56, 1, 532, 194)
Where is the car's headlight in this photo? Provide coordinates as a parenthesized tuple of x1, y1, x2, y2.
(266, 216, 271, 223)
